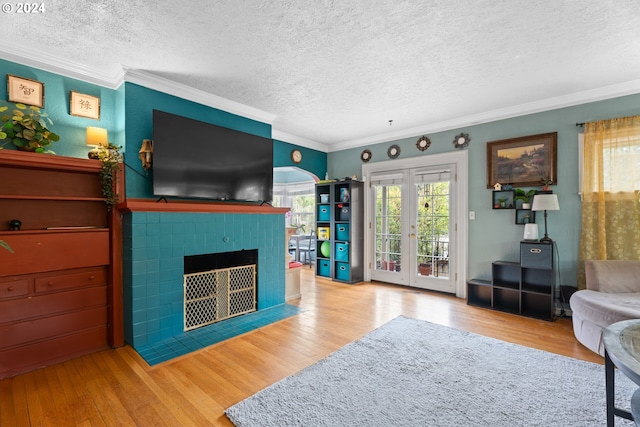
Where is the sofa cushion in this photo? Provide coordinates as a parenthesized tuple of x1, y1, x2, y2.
(570, 290, 640, 327)
(570, 290, 640, 355)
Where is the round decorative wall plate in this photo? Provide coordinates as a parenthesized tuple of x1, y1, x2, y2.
(416, 136, 431, 151)
(452, 133, 470, 149)
(387, 144, 401, 159)
(291, 149, 302, 164)
(361, 149, 372, 162)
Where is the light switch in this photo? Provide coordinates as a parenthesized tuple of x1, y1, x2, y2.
(469, 211, 476, 220)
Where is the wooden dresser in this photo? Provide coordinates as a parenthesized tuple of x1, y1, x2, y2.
(0, 150, 123, 378)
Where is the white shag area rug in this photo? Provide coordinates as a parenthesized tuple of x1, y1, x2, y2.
(226, 316, 636, 426)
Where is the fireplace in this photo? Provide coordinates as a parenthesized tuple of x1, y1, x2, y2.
(122, 210, 287, 349)
(184, 250, 257, 331)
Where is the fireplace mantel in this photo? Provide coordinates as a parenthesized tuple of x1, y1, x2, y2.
(121, 198, 290, 214)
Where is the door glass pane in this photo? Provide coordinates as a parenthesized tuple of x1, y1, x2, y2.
(374, 184, 402, 272)
(416, 181, 450, 278)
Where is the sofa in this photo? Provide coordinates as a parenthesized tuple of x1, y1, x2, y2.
(570, 260, 640, 356)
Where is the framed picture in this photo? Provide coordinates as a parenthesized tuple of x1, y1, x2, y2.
(7, 74, 44, 107)
(486, 132, 557, 188)
(70, 91, 100, 119)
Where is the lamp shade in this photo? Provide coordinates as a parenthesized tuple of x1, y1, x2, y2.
(531, 194, 559, 211)
(86, 127, 108, 147)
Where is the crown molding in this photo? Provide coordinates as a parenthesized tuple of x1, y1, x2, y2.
(0, 45, 125, 88)
(2, 45, 638, 153)
(327, 79, 640, 152)
(0, 46, 278, 125)
(123, 68, 277, 125)
(271, 129, 327, 152)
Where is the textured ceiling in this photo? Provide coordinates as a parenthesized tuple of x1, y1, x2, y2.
(1, 0, 640, 150)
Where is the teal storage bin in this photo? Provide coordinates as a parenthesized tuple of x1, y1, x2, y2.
(336, 262, 350, 281)
(335, 224, 350, 241)
(318, 259, 330, 277)
(335, 242, 349, 261)
(317, 204, 330, 221)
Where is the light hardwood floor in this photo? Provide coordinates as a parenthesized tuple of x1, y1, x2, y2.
(1, 269, 601, 426)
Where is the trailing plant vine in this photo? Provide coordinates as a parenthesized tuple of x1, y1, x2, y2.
(0, 240, 13, 253)
(96, 144, 122, 211)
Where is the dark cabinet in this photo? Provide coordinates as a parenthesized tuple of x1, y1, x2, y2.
(315, 180, 364, 284)
(467, 242, 554, 320)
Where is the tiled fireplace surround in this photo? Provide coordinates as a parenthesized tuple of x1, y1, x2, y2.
(122, 210, 286, 349)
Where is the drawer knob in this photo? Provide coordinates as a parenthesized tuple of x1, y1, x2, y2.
(88, 275, 95, 280)
(7, 286, 14, 291)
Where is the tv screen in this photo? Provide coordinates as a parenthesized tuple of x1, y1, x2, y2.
(152, 110, 273, 202)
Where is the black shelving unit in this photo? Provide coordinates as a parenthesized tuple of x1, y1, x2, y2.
(467, 242, 554, 321)
(315, 180, 364, 284)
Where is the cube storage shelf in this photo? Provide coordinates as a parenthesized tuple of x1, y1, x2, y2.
(315, 180, 364, 284)
(467, 241, 555, 321)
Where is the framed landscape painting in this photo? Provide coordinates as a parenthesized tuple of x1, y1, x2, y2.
(486, 132, 557, 188)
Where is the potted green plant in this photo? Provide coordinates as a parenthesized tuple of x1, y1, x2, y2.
(290, 223, 306, 234)
(95, 143, 122, 211)
(540, 177, 553, 191)
(0, 102, 60, 153)
(514, 189, 536, 209)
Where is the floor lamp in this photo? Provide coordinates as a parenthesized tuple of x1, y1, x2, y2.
(531, 194, 560, 243)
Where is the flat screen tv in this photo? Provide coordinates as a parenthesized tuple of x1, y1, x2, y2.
(152, 110, 273, 202)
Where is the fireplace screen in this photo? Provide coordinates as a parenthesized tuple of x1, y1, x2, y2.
(184, 264, 256, 331)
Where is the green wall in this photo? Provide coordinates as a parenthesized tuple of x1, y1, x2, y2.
(328, 93, 640, 286)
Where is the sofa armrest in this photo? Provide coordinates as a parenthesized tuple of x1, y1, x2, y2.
(585, 260, 640, 293)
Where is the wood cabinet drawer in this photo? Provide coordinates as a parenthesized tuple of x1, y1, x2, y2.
(0, 306, 107, 350)
(35, 268, 106, 293)
(0, 279, 28, 299)
(0, 287, 106, 324)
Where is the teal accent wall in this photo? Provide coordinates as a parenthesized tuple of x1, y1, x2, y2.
(0, 58, 122, 158)
(123, 82, 272, 199)
(328, 93, 640, 287)
(122, 211, 285, 347)
(274, 139, 327, 179)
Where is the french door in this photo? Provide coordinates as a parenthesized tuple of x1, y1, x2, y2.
(363, 151, 468, 296)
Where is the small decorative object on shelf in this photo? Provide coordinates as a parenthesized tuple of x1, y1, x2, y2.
(416, 136, 431, 151)
(493, 182, 502, 191)
(387, 144, 401, 159)
(514, 188, 536, 209)
(452, 132, 470, 149)
(540, 176, 554, 191)
(492, 190, 514, 209)
(360, 149, 372, 162)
